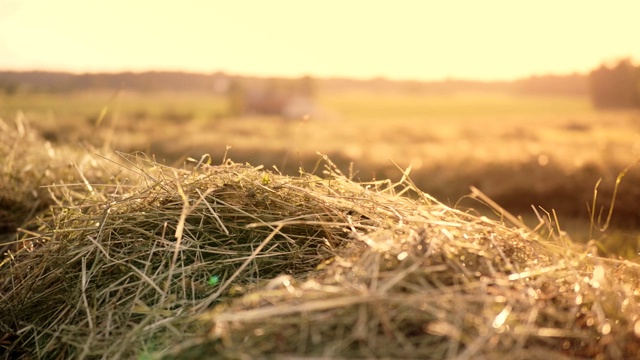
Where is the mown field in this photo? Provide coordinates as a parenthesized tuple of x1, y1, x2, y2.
(3, 88, 640, 359)
(1, 89, 639, 257)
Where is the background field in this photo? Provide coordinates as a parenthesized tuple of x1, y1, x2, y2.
(1, 89, 639, 256)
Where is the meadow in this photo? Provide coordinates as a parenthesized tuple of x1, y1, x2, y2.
(2, 88, 640, 358)
(1, 89, 639, 255)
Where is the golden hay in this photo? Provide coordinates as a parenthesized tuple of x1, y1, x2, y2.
(1, 117, 640, 359)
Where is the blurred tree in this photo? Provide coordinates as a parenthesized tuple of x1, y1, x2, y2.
(589, 59, 640, 109)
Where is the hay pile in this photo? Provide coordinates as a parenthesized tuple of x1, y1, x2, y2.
(1, 117, 640, 359)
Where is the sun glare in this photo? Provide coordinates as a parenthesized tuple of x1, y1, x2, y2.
(0, 0, 639, 80)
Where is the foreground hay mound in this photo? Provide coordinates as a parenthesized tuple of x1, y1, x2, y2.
(0, 116, 127, 256)
(1, 119, 640, 359)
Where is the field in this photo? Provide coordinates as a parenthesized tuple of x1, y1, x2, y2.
(2, 89, 639, 256)
(2, 88, 640, 358)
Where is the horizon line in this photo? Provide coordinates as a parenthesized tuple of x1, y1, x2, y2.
(0, 67, 591, 84)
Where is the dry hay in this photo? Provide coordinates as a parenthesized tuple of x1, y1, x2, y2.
(1, 118, 640, 359)
(0, 115, 131, 262)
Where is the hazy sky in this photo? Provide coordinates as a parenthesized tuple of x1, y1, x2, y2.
(1, 0, 638, 81)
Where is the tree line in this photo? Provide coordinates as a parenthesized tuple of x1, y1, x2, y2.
(588, 58, 640, 109)
(0, 71, 230, 94)
(2, 64, 640, 110)
(0, 70, 588, 97)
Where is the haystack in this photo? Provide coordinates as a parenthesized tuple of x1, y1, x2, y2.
(1, 117, 640, 359)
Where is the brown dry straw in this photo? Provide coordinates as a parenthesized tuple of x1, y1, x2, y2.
(1, 117, 640, 359)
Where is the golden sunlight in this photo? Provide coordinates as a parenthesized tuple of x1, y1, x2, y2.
(0, 0, 638, 80)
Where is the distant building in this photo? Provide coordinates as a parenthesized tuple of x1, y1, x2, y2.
(227, 76, 318, 120)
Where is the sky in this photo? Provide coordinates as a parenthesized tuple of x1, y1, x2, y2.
(1, 0, 639, 81)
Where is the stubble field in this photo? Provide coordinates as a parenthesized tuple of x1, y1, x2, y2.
(4, 87, 640, 359)
(1, 89, 639, 257)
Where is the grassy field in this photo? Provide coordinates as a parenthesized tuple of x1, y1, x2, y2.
(1, 89, 639, 255)
(3, 89, 640, 358)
